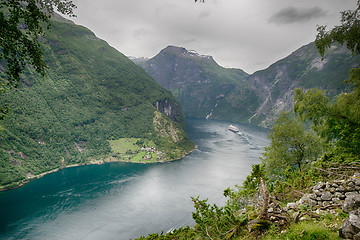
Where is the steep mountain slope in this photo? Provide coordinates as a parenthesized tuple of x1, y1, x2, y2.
(215, 42, 360, 126)
(0, 18, 194, 190)
(137, 46, 249, 118)
(136, 43, 359, 127)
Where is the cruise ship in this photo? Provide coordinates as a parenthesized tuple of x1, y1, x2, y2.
(228, 125, 239, 133)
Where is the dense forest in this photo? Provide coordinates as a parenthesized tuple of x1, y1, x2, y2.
(0, 17, 194, 190)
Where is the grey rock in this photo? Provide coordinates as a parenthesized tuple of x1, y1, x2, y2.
(313, 182, 325, 190)
(341, 210, 360, 239)
(334, 191, 345, 199)
(345, 191, 359, 198)
(350, 209, 360, 230)
(337, 185, 345, 192)
(287, 202, 297, 209)
(322, 201, 331, 207)
(329, 187, 336, 193)
(339, 218, 359, 239)
(347, 184, 356, 192)
(334, 180, 345, 185)
(298, 194, 317, 207)
(331, 197, 343, 204)
(309, 193, 317, 200)
(343, 193, 360, 213)
(321, 191, 333, 201)
(352, 173, 360, 186)
(313, 189, 322, 196)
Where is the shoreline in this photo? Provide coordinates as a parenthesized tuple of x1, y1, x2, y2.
(0, 146, 197, 192)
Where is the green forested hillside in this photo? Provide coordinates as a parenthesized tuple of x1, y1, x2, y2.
(0, 18, 194, 190)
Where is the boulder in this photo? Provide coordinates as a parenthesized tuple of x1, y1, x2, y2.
(298, 194, 317, 207)
(334, 191, 345, 200)
(337, 185, 345, 192)
(287, 202, 298, 209)
(343, 193, 360, 213)
(321, 191, 333, 201)
(349, 209, 360, 231)
(313, 189, 322, 196)
(313, 182, 325, 190)
(351, 173, 360, 186)
(339, 218, 359, 239)
(339, 209, 360, 239)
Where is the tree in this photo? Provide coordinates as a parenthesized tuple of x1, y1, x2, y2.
(315, 0, 360, 57)
(262, 112, 323, 178)
(294, 0, 360, 157)
(294, 74, 360, 156)
(0, 0, 76, 119)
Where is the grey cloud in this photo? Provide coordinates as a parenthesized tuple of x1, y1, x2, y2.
(133, 28, 150, 38)
(198, 11, 211, 19)
(269, 6, 327, 24)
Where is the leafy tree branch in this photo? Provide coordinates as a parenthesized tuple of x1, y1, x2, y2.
(0, 0, 76, 120)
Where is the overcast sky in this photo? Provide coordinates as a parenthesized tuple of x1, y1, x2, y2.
(67, 0, 356, 74)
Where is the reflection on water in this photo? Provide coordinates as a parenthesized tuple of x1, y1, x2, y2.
(0, 119, 269, 240)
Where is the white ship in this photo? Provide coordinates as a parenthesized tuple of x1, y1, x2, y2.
(228, 125, 239, 133)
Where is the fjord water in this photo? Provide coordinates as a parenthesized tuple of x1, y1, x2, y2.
(0, 119, 268, 240)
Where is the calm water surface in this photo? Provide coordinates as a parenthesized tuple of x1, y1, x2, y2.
(0, 119, 269, 240)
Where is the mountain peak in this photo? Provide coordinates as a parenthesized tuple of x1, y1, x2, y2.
(160, 45, 214, 61)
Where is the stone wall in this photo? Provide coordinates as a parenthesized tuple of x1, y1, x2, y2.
(298, 173, 360, 208)
(294, 173, 360, 239)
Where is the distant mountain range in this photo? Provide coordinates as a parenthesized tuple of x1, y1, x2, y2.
(136, 46, 248, 119)
(132, 43, 360, 127)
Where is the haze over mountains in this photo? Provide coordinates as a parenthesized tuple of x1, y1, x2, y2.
(133, 43, 360, 126)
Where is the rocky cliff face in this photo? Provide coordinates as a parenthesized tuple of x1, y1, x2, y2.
(136, 46, 248, 118)
(133, 43, 359, 127)
(154, 98, 184, 125)
(230, 42, 360, 127)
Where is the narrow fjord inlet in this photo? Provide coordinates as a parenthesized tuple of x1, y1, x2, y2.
(2, 1, 359, 239)
(0, 119, 268, 240)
